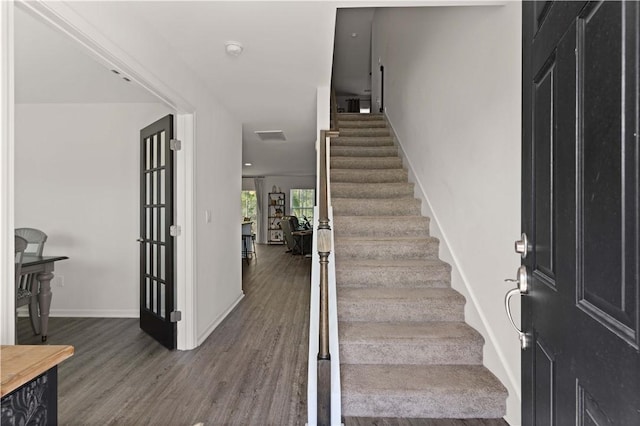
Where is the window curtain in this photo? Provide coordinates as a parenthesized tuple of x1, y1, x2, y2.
(254, 177, 265, 244)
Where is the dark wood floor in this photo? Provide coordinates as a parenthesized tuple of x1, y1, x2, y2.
(18, 244, 509, 426)
(18, 244, 311, 425)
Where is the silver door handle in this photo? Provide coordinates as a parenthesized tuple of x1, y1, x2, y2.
(137, 238, 144, 242)
(505, 288, 529, 349)
(504, 265, 530, 350)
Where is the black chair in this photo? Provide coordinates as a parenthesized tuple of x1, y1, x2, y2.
(281, 217, 298, 254)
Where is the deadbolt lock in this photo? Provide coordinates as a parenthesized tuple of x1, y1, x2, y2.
(514, 233, 530, 258)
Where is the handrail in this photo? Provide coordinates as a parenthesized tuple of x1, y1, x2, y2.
(316, 128, 339, 425)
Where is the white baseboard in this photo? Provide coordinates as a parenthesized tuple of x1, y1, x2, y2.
(384, 113, 521, 420)
(197, 293, 244, 346)
(18, 308, 139, 318)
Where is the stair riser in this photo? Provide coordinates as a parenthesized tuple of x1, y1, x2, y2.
(332, 200, 421, 216)
(336, 268, 450, 288)
(331, 183, 414, 199)
(335, 240, 439, 260)
(342, 394, 506, 419)
(340, 342, 483, 365)
(337, 299, 464, 322)
(338, 114, 384, 121)
(333, 216, 430, 238)
(339, 121, 387, 128)
(332, 137, 394, 147)
(331, 170, 408, 183)
(331, 147, 399, 157)
(330, 158, 403, 169)
(340, 128, 390, 137)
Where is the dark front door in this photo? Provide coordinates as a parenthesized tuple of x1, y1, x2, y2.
(522, 1, 639, 424)
(139, 114, 177, 350)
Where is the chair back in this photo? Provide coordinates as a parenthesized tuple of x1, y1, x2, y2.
(15, 228, 48, 256)
(15, 236, 28, 283)
(288, 216, 300, 231)
(280, 218, 296, 251)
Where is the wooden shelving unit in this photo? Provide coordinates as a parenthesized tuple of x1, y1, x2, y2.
(267, 192, 286, 244)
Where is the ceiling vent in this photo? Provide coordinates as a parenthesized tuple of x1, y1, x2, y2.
(254, 130, 286, 141)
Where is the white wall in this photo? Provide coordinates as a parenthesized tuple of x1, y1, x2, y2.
(372, 4, 522, 424)
(15, 103, 171, 316)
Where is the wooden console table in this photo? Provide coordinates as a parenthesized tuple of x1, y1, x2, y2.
(1, 345, 74, 425)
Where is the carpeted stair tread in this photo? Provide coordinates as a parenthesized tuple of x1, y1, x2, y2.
(337, 288, 465, 322)
(336, 259, 450, 288)
(331, 146, 399, 157)
(333, 216, 430, 237)
(333, 113, 507, 420)
(341, 364, 508, 418)
(339, 128, 391, 137)
(334, 236, 440, 260)
(339, 321, 484, 365)
(338, 113, 385, 121)
(332, 198, 421, 216)
(339, 120, 388, 128)
(332, 136, 395, 147)
(331, 182, 415, 199)
(330, 157, 403, 169)
(331, 168, 407, 183)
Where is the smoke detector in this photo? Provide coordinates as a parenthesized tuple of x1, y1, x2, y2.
(225, 41, 244, 56)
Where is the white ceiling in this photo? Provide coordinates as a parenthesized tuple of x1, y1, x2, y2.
(16, 1, 473, 177)
(14, 7, 159, 104)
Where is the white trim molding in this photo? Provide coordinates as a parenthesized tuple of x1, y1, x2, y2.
(176, 113, 197, 350)
(0, 0, 15, 345)
(385, 114, 522, 404)
(197, 294, 244, 347)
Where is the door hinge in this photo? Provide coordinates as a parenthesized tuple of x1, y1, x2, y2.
(170, 225, 181, 237)
(170, 311, 182, 322)
(170, 139, 182, 151)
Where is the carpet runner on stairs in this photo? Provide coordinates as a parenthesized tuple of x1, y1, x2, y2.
(332, 113, 507, 419)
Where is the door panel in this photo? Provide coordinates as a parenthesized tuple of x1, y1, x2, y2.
(140, 114, 176, 350)
(522, 1, 639, 425)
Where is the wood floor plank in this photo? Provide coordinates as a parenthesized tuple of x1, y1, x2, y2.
(18, 244, 311, 425)
(18, 244, 510, 425)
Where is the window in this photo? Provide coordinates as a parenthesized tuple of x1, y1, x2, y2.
(241, 190, 257, 226)
(290, 189, 315, 225)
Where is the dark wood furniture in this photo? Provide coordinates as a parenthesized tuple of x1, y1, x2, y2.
(20, 256, 69, 341)
(1, 345, 74, 425)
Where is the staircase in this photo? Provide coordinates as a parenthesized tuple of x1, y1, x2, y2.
(331, 113, 507, 419)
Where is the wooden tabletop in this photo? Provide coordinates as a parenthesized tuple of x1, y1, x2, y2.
(1, 345, 74, 397)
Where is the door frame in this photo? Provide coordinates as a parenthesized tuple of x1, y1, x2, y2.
(1, 1, 197, 350)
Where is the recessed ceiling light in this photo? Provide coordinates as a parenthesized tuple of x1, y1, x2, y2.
(351, 32, 358, 38)
(225, 41, 244, 57)
(244, 162, 253, 167)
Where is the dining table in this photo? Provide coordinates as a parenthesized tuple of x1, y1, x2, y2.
(20, 255, 68, 342)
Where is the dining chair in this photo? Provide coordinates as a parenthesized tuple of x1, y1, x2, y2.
(15, 228, 48, 256)
(15, 236, 29, 341)
(15, 228, 47, 335)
